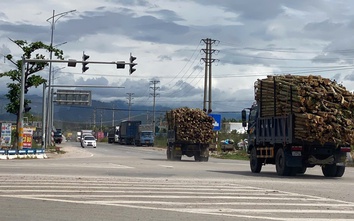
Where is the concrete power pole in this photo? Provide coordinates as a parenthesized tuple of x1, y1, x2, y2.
(201, 38, 219, 114)
(126, 93, 134, 120)
(93, 108, 96, 130)
(150, 80, 160, 135)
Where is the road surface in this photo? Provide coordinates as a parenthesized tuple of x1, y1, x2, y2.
(0, 141, 353, 221)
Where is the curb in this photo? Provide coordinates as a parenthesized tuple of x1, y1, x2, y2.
(0, 148, 47, 160)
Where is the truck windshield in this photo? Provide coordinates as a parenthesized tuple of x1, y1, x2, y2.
(249, 108, 258, 122)
(141, 132, 153, 137)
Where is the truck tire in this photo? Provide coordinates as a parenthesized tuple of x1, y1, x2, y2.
(250, 147, 262, 173)
(167, 147, 171, 160)
(322, 164, 337, 177)
(322, 164, 345, 177)
(173, 156, 182, 161)
(194, 154, 201, 161)
(297, 166, 307, 174)
(275, 148, 293, 176)
(201, 156, 209, 162)
(335, 166, 345, 177)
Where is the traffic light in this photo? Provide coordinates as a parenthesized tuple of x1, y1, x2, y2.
(116, 61, 125, 69)
(129, 53, 137, 75)
(24, 103, 31, 113)
(24, 82, 30, 94)
(82, 53, 90, 73)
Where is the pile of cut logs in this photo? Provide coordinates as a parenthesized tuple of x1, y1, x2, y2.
(256, 75, 354, 145)
(166, 107, 214, 144)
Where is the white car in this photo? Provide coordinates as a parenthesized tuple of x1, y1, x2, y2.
(81, 136, 97, 148)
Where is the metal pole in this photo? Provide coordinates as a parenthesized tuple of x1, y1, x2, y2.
(41, 83, 47, 148)
(18, 57, 25, 149)
(46, 10, 55, 146)
(45, 9, 76, 146)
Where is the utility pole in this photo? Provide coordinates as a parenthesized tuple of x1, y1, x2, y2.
(150, 80, 160, 135)
(93, 108, 96, 130)
(112, 104, 115, 126)
(126, 93, 134, 120)
(201, 38, 219, 114)
(100, 110, 103, 131)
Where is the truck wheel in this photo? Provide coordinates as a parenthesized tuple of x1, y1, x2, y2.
(201, 156, 209, 162)
(275, 148, 292, 176)
(194, 154, 201, 161)
(297, 166, 307, 174)
(250, 148, 262, 173)
(335, 166, 345, 177)
(322, 164, 337, 177)
(173, 156, 182, 161)
(167, 148, 171, 160)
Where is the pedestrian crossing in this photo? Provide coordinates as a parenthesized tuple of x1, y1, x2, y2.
(0, 175, 353, 220)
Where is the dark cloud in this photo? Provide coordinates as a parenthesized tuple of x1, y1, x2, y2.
(0, 22, 48, 42)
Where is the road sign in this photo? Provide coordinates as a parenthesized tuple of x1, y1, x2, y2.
(55, 90, 92, 106)
(209, 114, 221, 131)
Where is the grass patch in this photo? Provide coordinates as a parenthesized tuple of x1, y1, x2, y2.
(154, 135, 167, 148)
(47, 146, 66, 154)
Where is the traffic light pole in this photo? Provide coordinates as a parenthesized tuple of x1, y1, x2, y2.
(19, 58, 135, 149)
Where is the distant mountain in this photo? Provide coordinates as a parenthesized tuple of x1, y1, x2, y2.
(0, 94, 242, 127)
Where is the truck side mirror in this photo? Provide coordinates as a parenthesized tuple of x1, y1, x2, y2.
(241, 110, 247, 127)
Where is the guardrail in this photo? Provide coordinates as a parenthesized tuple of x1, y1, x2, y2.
(0, 149, 47, 159)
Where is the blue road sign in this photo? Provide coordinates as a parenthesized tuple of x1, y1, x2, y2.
(209, 114, 221, 131)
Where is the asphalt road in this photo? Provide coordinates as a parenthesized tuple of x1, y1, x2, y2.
(0, 141, 353, 221)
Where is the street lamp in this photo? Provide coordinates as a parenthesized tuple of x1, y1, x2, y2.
(45, 9, 75, 147)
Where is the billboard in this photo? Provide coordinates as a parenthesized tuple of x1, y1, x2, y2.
(23, 128, 33, 148)
(1, 123, 12, 147)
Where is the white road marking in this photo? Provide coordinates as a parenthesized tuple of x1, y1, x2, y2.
(1, 176, 354, 221)
(158, 165, 174, 168)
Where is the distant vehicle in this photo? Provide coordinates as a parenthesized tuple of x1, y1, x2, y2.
(134, 124, 154, 146)
(118, 121, 141, 145)
(166, 108, 214, 162)
(108, 126, 119, 144)
(80, 129, 93, 141)
(53, 129, 63, 144)
(76, 131, 81, 142)
(81, 136, 97, 148)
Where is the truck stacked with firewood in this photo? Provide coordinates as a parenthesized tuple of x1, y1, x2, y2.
(242, 75, 353, 177)
(166, 107, 214, 161)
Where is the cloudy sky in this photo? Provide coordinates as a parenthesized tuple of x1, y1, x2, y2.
(1, 0, 354, 113)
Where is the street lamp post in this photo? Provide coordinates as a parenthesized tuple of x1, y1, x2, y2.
(45, 9, 75, 147)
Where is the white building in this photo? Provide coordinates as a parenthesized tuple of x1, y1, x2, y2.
(222, 122, 247, 134)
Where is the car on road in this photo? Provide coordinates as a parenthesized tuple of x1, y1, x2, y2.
(81, 136, 97, 148)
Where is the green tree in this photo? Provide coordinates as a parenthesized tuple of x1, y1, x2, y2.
(0, 39, 64, 148)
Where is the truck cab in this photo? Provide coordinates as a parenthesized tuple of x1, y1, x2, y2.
(135, 131, 154, 146)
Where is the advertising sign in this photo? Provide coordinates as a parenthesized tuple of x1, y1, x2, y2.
(1, 123, 12, 147)
(23, 128, 33, 148)
(96, 131, 104, 140)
